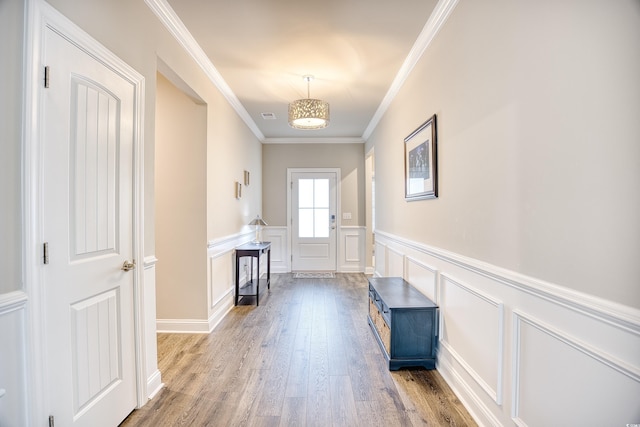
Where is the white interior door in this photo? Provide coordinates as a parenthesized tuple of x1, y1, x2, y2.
(42, 26, 137, 426)
(290, 170, 338, 271)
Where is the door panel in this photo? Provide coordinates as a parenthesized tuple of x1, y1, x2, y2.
(70, 289, 121, 413)
(291, 171, 337, 271)
(43, 27, 137, 426)
(298, 243, 330, 258)
(70, 78, 119, 259)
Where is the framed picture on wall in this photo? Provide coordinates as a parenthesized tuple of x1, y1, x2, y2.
(404, 114, 437, 201)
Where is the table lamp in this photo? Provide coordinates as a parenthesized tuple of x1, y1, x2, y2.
(249, 215, 267, 244)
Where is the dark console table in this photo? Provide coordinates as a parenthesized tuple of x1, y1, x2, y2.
(367, 277, 438, 370)
(235, 242, 271, 306)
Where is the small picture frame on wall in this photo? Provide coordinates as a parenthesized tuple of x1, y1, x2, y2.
(235, 181, 242, 199)
(244, 170, 250, 186)
(404, 114, 437, 201)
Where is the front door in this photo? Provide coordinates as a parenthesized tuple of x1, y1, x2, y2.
(42, 25, 138, 426)
(290, 170, 338, 271)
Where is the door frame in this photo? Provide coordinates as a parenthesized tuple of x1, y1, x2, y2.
(23, 0, 147, 422)
(287, 168, 341, 272)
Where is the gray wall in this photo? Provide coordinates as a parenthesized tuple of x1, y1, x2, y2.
(45, 0, 263, 252)
(262, 143, 365, 227)
(0, 0, 25, 294)
(155, 73, 208, 320)
(365, 0, 640, 307)
(0, 2, 264, 420)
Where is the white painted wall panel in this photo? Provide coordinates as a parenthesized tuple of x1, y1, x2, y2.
(339, 226, 365, 272)
(387, 246, 404, 277)
(345, 234, 360, 262)
(406, 256, 437, 303)
(513, 313, 640, 427)
(374, 242, 386, 276)
(440, 274, 504, 404)
(263, 226, 288, 273)
(374, 231, 640, 426)
(143, 257, 162, 399)
(209, 251, 233, 309)
(0, 297, 28, 427)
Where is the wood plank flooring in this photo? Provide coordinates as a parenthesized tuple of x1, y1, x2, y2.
(120, 273, 477, 427)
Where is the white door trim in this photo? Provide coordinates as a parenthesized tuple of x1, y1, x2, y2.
(23, 0, 147, 422)
(287, 168, 341, 272)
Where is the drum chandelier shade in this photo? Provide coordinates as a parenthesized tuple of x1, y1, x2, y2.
(288, 75, 330, 130)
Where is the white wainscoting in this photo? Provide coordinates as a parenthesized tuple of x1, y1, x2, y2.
(440, 274, 504, 405)
(207, 231, 254, 332)
(142, 256, 163, 400)
(511, 311, 640, 427)
(207, 249, 235, 332)
(0, 292, 28, 426)
(374, 230, 640, 427)
(155, 231, 254, 334)
(387, 245, 404, 277)
(405, 256, 438, 303)
(339, 226, 366, 272)
(262, 226, 289, 273)
(156, 225, 365, 333)
(263, 226, 366, 273)
(375, 241, 386, 275)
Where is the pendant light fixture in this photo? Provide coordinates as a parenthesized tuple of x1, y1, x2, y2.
(288, 75, 330, 130)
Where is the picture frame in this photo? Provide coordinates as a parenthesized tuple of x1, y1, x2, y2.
(404, 114, 437, 201)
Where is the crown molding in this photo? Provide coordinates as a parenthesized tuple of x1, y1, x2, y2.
(263, 137, 365, 144)
(146, 0, 459, 144)
(362, 0, 460, 140)
(144, 0, 265, 141)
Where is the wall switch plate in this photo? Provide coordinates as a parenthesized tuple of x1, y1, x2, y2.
(342, 212, 352, 220)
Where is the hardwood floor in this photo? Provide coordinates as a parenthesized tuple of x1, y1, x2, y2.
(120, 273, 477, 426)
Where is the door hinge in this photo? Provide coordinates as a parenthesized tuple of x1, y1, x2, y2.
(44, 66, 50, 88)
(43, 242, 49, 265)
(49, 415, 55, 427)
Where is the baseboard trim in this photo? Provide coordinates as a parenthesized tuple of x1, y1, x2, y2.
(156, 318, 211, 334)
(437, 355, 500, 427)
(208, 290, 234, 332)
(375, 229, 640, 426)
(156, 289, 234, 334)
(146, 369, 164, 401)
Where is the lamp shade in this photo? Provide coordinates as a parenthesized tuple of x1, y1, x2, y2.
(249, 216, 268, 227)
(249, 215, 267, 244)
(288, 98, 330, 130)
(288, 75, 330, 130)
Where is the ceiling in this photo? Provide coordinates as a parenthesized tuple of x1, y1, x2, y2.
(163, 0, 439, 142)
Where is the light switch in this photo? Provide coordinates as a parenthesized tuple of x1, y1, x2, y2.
(342, 212, 352, 220)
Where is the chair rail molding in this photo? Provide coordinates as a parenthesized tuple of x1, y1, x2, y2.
(374, 229, 640, 426)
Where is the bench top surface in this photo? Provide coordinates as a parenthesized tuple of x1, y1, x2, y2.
(368, 277, 437, 309)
